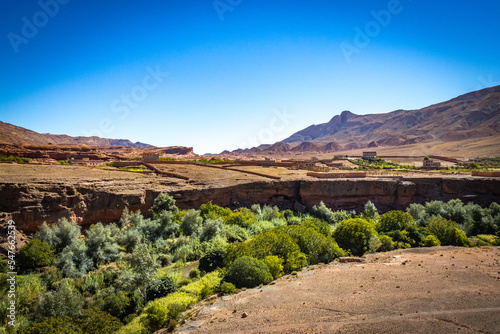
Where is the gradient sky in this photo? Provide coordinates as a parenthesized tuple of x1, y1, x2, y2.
(1, 0, 499, 154)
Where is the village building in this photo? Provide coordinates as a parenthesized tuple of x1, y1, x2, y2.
(362, 151, 377, 159)
(143, 152, 159, 161)
(69, 159, 104, 166)
(297, 162, 330, 172)
(422, 159, 441, 168)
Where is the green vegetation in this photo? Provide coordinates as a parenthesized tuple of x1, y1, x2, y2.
(196, 158, 228, 164)
(354, 158, 416, 170)
(2, 194, 498, 333)
(0, 155, 30, 164)
(52, 160, 69, 165)
(17, 239, 57, 272)
(469, 157, 500, 167)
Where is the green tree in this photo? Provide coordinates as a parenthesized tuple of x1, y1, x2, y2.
(77, 308, 122, 334)
(40, 280, 84, 319)
(377, 211, 421, 247)
(260, 255, 284, 279)
(18, 239, 57, 271)
(426, 217, 469, 246)
(224, 256, 273, 288)
(55, 239, 93, 277)
(120, 243, 160, 303)
(20, 317, 83, 334)
(199, 248, 225, 273)
(332, 218, 377, 256)
(85, 223, 121, 265)
(149, 193, 178, 219)
(35, 218, 81, 250)
(363, 201, 379, 220)
(180, 209, 203, 237)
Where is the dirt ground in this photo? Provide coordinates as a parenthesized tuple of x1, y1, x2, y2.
(0, 163, 475, 187)
(177, 247, 500, 334)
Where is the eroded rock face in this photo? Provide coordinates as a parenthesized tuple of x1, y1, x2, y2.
(1, 177, 499, 232)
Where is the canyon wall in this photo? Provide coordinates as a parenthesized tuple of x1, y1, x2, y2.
(1, 177, 499, 232)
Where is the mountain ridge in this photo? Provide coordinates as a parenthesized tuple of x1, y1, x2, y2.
(0, 121, 154, 148)
(276, 85, 500, 151)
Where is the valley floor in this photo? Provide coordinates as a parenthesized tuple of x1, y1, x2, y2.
(178, 246, 500, 334)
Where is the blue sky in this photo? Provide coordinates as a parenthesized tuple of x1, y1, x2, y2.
(1, 0, 499, 154)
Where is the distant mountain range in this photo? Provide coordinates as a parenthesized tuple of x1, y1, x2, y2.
(226, 85, 500, 154)
(0, 121, 154, 149)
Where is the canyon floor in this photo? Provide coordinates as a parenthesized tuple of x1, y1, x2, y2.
(177, 246, 500, 334)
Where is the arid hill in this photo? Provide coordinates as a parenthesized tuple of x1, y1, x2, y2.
(282, 85, 500, 149)
(225, 85, 500, 157)
(0, 121, 153, 148)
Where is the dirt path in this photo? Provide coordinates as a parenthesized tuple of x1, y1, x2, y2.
(177, 247, 500, 334)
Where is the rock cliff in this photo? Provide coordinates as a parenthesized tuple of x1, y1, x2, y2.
(1, 177, 499, 232)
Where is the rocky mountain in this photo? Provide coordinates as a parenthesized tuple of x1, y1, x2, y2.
(281, 85, 500, 149)
(0, 121, 154, 148)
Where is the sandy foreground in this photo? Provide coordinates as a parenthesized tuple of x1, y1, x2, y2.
(177, 246, 500, 334)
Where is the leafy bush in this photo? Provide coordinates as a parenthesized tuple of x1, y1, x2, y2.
(149, 193, 178, 218)
(222, 224, 249, 243)
(377, 211, 416, 233)
(363, 201, 379, 220)
(377, 211, 421, 247)
(98, 289, 131, 319)
(81, 272, 105, 294)
(0, 155, 30, 164)
(121, 243, 160, 303)
(378, 235, 395, 252)
(247, 220, 275, 236)
(423, 234, 441, 247)
(248, 230, 305, 272)
(260, 255, 284, 279)
(180, 209, 203, 237)
(251, 204, 281, 222)
(406, 203, 427, 226)
(225, 209, 255, 227)
(141, 292, 198, 333)
(368, 235, 382, 253)
(218, 282, 236, 295)
(426, 217, 469, 246)
(35, 218, 81, 250)
(20, 317, 83, 334)
(189, 268, 201, 279)
(55, 238, 93, 277)
(332, 218, 377, 256)
(200, 218, 223, 242)
(40, 280, 84, 319)
(224, 256, 273, 288)
(179, 271, 221, 298)
(200, 202, 232, 220)
(76, 308, 123, 334)
(85, 223, 121, 264)
(311, 201, 352, 226)
(148, 275, 177, 301)
(199, 248, 225, 273)
(283, 225, 344, 264)
(18, 239, 57, 271)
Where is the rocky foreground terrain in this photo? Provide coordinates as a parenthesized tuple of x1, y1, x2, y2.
(178, 246, 500, 334)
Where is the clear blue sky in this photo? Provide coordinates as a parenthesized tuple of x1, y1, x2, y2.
(1, 0, 499, 154)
